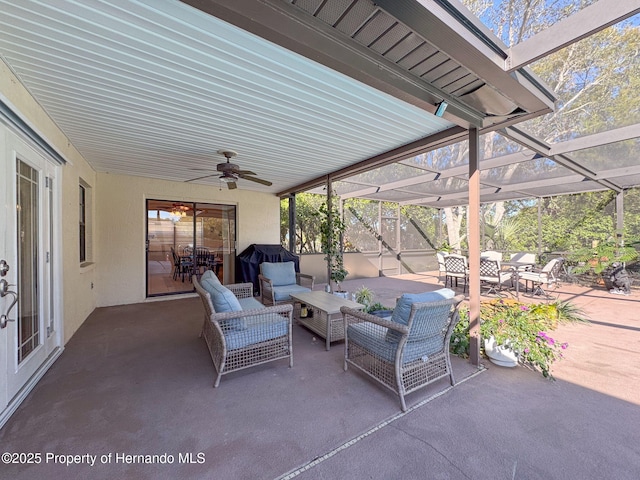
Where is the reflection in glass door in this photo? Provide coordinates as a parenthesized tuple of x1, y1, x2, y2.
(17, 161, 40, 363)
(146, 200, 236, 296)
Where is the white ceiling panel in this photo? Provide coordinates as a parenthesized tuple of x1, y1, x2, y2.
(0, 0, 454, 192)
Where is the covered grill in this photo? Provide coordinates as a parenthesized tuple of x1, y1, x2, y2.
(236, 244, 300, 294)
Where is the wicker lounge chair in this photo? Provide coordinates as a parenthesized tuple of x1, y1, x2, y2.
(341, 290, 464, 412)
(193, 271, 293, 387)
(258, 261, 315, 306)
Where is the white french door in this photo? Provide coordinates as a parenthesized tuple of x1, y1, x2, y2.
(1, 128, 60, 414)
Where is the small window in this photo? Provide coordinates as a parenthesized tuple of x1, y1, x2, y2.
(79, 180, 93, 264)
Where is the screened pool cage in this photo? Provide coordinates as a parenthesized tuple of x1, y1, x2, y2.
(283, 187, 640, 279)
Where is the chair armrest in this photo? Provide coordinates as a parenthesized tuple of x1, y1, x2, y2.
(296, 273, 315, 290)
(340, 307, 409, 335)
(212, 303, 293, 323)
(226, 282, 254, 299)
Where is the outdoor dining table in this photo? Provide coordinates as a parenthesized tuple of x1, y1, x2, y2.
(502, 260, 537, 298)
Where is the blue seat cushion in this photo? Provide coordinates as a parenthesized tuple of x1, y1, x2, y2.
(272, 284, 311, 302)
(348, 323, 441, 365)
(224, 318, 289, 351)
(238, 297, 266, 311)
(261, 262, 297, 286)
(386, 288, 455, 343)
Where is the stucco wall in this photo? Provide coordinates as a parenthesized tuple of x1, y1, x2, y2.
(1, 57, 281, 340)
(1, 59, 98, 344)
(95, 172, 280, 307)
(299, 252, 380, 284)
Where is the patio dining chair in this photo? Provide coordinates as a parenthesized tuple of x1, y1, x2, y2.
(341, 290, 464, 412)
(170, 246, 193, 282)
(479, 258, 513, 296)
(194, 246, 211, 277)
(519, 257, 564, 297)
(444, 254, 469, 293)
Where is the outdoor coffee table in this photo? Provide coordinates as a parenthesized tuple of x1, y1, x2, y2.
(289, 291, 364, 351)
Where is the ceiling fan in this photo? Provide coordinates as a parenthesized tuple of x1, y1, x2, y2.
(185, 149, 273, 190)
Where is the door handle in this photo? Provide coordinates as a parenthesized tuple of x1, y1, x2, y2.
(0, 279, 18, 329)
(0, 259, 8, 276)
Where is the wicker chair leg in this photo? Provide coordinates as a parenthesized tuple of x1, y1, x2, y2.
(448, 356, 456, 386)
(213, 372, 222, 388)
(395, 361, 407, 412)
(399, 392, 407, 412)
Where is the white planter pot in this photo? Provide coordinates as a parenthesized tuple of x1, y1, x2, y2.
(484, 336, 519, 368)
(333, 291, 349, 299)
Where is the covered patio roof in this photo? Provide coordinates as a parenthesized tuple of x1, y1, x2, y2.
(1, 1, 637, 203)
(307, 124, 640, 208)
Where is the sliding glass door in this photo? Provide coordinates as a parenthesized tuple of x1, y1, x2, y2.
(146, 200, 236, 296)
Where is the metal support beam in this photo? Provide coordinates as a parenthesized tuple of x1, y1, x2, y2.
(397, 204, 402, 275)
(501, 126, 623, 192)
(538, 199, 543, 260)
(437, 208, 443, 248)
(468, 127, 481, 366)
(326, 175, 333, 290)
(506, 0, 640, 72)
(378, 201, 383, 276)
(616, 190, 625, 251)
(288, 194, 296, 254)
(549, 123, 640, 156)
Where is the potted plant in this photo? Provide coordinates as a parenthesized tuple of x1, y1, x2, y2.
(354, 285, 374, 310)
(452, 299, 588, 378)
(314, 192, 349, 295)
(567, 242, 638, 289)
(479, 298, 588, 378)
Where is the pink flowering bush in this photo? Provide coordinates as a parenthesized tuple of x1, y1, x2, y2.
(477, 299, 587, 379)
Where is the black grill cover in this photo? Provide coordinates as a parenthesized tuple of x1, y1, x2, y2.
(236, 244, 300, 294)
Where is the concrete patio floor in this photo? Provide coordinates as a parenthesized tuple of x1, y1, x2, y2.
(1, 273, 639, 479)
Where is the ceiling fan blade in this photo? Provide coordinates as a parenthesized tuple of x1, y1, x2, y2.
(227, 181, 238, 190)
(185, 173, 217, 182)
(236, 169, 256, 176)
(238, 173, 273, 186)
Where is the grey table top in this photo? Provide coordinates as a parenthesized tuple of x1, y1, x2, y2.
(289, 291, 364, 315)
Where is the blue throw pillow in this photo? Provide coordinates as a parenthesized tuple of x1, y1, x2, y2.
(261, 262, 296, 286)
(201, 269, 220, 284)
(391, 288, 456, 326)
(386, 288, 455, 343)
(200, 274, 242, 314)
